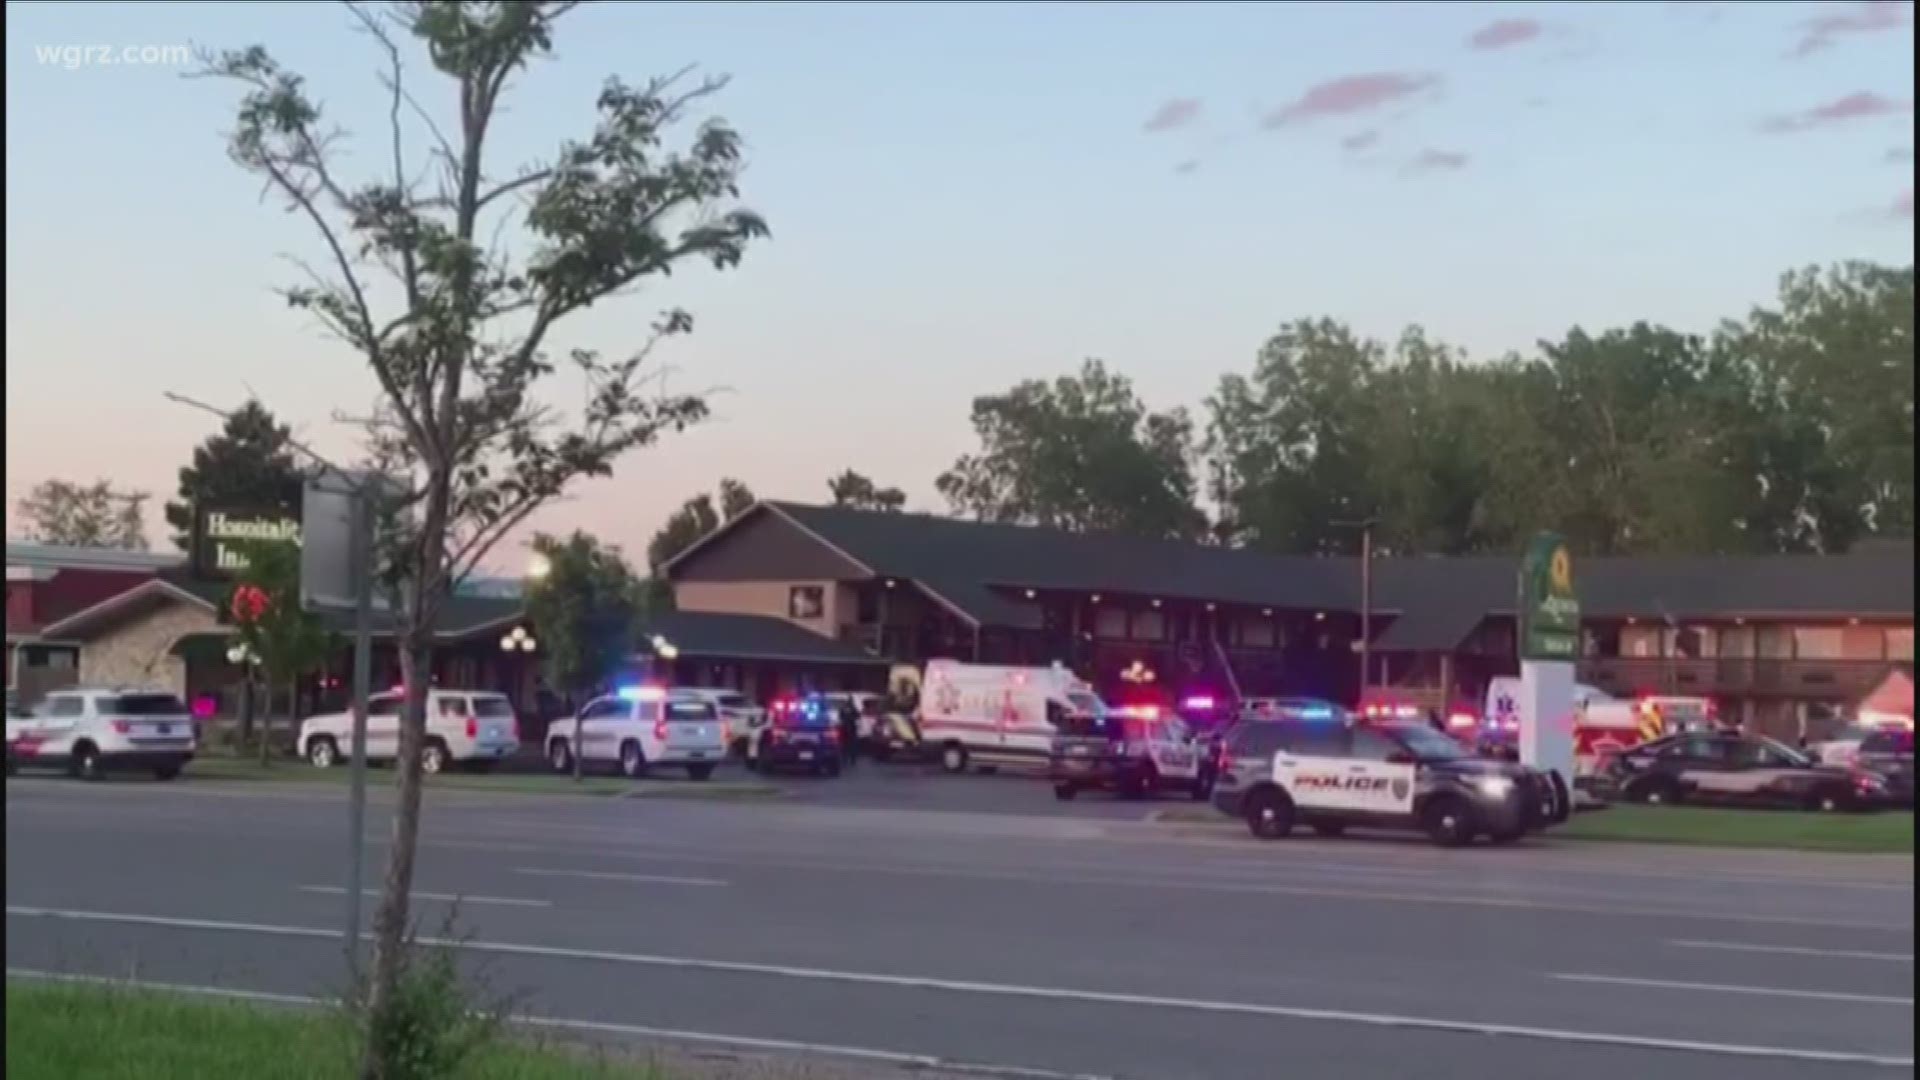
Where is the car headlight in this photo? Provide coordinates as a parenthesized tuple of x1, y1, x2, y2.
(1474, 776, 1515, 799)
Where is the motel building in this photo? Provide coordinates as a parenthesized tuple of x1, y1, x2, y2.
(7, 506, 1914, 743)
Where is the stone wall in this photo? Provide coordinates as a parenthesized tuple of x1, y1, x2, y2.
(80, 602, 221, 693)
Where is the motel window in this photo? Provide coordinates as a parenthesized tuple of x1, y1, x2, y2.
(1237, 617, 1275, 649)
(1889, 629, 1915, 661)
(1840, 626, 1886, 661)
(1666, 627, 1714, 659)
(1791, 628, 1844, 660)
(788, 586, 825, 621)
(1094, 607, 1129, 640)
(1131, 608, 1166, 642)
(1621, 626, 1663, 659)
(1718, 627, 1755, 659)
(1756, 627, 1793, 659)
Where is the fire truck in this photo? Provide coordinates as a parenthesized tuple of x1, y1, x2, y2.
(1482, 678, 1718, 779)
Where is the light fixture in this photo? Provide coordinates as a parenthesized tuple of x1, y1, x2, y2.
(500, 626, 537, 653)
(650, 634, 679, 661)
(1151, 598, 1162, 609)
(525, 553, 552, 581)
(1090, 594, 1101, 604)
(1262, 607, 1273, 617)
(884, 578, 896, 589)
(225, 643, 258, 666)
(1024, 588, 1036, 599)
(1314, 611, 1326, 622)
(1205, 602, 1216, 612)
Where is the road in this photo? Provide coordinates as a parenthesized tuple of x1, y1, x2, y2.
(6, 774, 1914, 1080)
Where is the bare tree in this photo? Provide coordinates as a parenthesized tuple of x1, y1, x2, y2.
(196, 4, 767, 1074)
(15, 479, 150, 550)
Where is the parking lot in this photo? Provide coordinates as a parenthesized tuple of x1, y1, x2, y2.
(7, 769, 1913, 1080)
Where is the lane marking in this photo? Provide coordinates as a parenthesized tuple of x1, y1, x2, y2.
(513, 868, 727, 888)
(2, 968, 1112, 1080)
(425, 839, 1912, 931)
(1550, 973, 1914, 1006)
(5, 905, 1911, 1069)
(1669, 939, 1914, 963)
(297, 885, 549, 909)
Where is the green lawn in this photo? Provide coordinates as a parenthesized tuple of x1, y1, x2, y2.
(183, 757, 782, 800)
(1155, 803, 1916, 854)
(1555, 804, 1915, 853)
(4, 980, 661, 1079)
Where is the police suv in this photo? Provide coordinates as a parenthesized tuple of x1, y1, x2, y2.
(1048, 706, 1208, 801)
(1210, 714, 1564, 846)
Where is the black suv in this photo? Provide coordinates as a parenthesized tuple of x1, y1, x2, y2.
(1210, 717, 1564, 847)
(1857, 728, 1915, 807)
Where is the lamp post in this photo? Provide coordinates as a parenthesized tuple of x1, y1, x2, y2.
(1332, 518, 1378, 700)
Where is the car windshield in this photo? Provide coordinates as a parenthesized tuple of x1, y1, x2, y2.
(710, 693, 749, 710)
(1065, 691, 1104, 717)
(1756, 738, 1812, 768)
(1381, 722, 1469, 761)
(471, 696, 514, 718)
(103, 693, 189, 716)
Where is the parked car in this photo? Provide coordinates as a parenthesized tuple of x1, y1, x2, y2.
(297, 689, 520, 774)
(675, 687, 767, 757)
(5, 687, 195, 781)
(1810, 720, 1913, 768)
(1595, 732, 1890, 812)
(1048, 710, 1208, 801)
(1854, 727, 1915, 807)
(544, 687, 725, 779)
(748, 696, 844, 777)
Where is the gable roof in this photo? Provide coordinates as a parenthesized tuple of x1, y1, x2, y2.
(669, 502, 1915, 635)
(638, 610, 885, 666)
(36, 578, 220, 639)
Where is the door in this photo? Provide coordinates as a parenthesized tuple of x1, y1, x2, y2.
(576, 697, 629, 762)
(365, 694, 404, 760)
(1662, 735, 1738, 802)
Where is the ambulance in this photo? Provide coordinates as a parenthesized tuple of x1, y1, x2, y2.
(918, 660, 1107, 774)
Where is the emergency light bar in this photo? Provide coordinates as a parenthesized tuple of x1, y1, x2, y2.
(1181, 695, 1217, 711)
(616, 686, 668, 702)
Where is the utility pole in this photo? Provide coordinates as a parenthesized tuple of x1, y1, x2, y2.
(1333, 518, 1379, 700)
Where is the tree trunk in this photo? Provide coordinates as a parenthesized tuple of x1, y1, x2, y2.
(357, 633, 433, 1079)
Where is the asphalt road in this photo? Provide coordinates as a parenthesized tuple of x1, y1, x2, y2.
(6, 774, 1914, 1080)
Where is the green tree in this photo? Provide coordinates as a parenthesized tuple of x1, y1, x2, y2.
(164, 400, 307, 552)
(938, 359, 1207, 539)
(523, 532, 645, 780)
(827, 469, 906, 512)
(646, 478, 754, 571)
(227, 540, 330, 766)
(199, 4, 767, 1070)
(15, 479, 150, 550)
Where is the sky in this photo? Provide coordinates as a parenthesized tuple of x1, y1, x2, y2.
(5, 0, 1915, 566)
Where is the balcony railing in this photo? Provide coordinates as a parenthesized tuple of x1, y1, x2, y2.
(1577, 658, 1892, 699)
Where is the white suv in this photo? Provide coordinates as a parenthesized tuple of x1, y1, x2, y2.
(676, 687, 767, 756)
(5, 688, 196, 781)
(298, 689, 521, 774)
(546, 688, 726, 780)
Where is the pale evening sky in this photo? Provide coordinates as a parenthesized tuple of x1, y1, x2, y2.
(4, 1, 1914, 565)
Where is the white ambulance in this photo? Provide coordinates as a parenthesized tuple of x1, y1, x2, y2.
(918, 660, 1107, 774)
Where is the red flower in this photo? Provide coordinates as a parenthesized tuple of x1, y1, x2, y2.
(230, 585, 270, 625)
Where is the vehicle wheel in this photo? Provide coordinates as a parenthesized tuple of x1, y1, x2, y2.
(153, 762, 183, 781)
(1053, 782, 1078, 801)
(1422, 797, 1475, 847)
(71, 743, 103, 782)
(940, 743, 969, 775)
(1311, 821, 1346, 838)
(1807, 787, 1849, 813)
(687, 763, 716, 782)
(618, 740, 649, 780)
(307, 736, 339, 770)
(548, 738, 573, 774)
(1245, 788, 1294, 840)
(420, 740, 449, 776)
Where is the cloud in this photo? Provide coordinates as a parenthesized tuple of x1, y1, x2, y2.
(1262, 72, 1440, 128)
(1895, 189, 1914, 219)
(1341, 130, 1380, 152)
(1761, 91, 1912, 133)
(1142, 98, 1203, 133)
(1791, 0, 1910, 57)
(1173, 159, 1200, 175)
(1887, 147, 1914, 163)
(1401, 148, 1469, 176)
(1467, 18, 1545, 50)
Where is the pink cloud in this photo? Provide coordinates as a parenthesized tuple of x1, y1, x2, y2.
(1896, 189, 1914, 219)
(1762, 91, 1912, 133)
(1468, 18, 1545, 50)
(1142, 98, 1203, 133)
(1262, 72, 1440, 128)
(1792, 0, 1910, 57)
(1341, 130, 1380, 152)
(1401, 148, 1469, 176)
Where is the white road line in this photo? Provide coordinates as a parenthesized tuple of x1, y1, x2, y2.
(513, 868, 727, 887)
(1669, 939, 1914, 963)
(4, 905, 1910, 1069)
(3, 968, 1112, 1080)
(297, 885, 549, 909)
(1550, 973, 1915, 1006)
